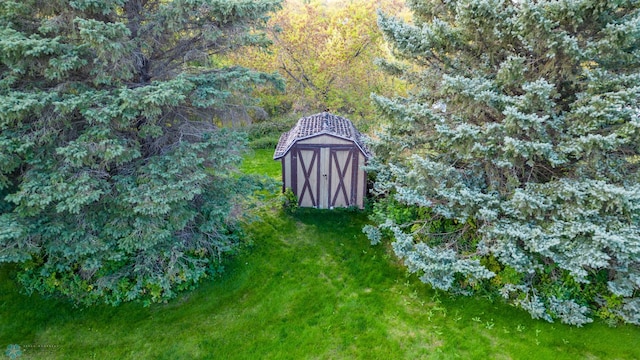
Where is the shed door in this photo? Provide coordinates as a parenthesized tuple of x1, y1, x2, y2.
(293, 147, 321, 207)
(328, 147, 357, 208)
(292, 146, 358, 209)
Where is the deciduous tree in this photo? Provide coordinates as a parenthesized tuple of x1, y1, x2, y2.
(228, 0, 408, 118)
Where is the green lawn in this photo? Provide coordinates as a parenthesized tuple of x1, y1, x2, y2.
(240, 148, 281, 179)
(0, 149, 638, 359)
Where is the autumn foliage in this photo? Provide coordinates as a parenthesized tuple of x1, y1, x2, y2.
(228, 0, 408, 118)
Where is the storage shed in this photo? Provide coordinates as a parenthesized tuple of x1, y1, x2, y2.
(274, 112, 370, 209)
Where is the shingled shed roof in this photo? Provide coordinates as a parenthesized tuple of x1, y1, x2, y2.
(273, 112, 371, 159)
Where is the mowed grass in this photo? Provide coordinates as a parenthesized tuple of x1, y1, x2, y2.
(0, 149, 639, 359)
(240, 148, 281, 179)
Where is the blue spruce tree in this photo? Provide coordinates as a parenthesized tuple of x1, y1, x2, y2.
(0, 0, 283, 305)
(366, 0, 640, 325)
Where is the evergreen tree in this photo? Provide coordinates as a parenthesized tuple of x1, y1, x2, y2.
(365, 0, 640, 325)
(0, 0, 283, 305)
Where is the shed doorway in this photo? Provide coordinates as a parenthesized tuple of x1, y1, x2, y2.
(293, 145, 359, 209)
